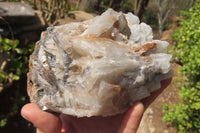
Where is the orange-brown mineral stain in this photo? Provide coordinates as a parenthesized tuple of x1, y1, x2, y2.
(134, 42, 157, 52)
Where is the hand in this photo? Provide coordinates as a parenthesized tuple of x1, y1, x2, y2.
(21, 78, 171, 133)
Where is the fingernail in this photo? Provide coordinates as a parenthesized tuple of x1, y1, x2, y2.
(134, 102, 144, 110)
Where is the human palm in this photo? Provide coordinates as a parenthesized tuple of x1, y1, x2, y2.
(21, 78, 171, 133)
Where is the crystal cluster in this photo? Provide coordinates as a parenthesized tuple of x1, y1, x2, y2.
(27, 9, 173, 117)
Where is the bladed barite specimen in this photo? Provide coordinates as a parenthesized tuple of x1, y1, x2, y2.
(27, 9, 173, 117)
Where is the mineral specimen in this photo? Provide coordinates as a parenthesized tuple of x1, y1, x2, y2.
(27, 9, 173, 117)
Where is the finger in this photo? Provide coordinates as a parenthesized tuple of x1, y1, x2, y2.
(118, 102, 144, 133)
(21, 103, 62, 133)
(142, 78, 172, 109)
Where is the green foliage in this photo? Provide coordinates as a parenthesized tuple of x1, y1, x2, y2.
(101, 0, 111, 6)
(0, 118, 7, 127)
(65, 4, 72, 14)
(0, 36, 33, 87)
(163, 1, 200, 132)
(142, 12, 158, 25)
(163, 86, 200, 132)
(172, 2, 200, 82)
(120, 0, 133, 12)
(27, 0, 75, 24)
(0, 36, 20, 84)
(84, 8, 91, 13)
(101, 0, 133, 12)
(0, 36, 34, 127)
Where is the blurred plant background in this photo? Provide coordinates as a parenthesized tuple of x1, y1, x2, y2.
(163, 1, 200, 132)
(0, 0, 199, 132)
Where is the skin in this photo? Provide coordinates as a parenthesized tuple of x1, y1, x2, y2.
(21, 78, 171, 133)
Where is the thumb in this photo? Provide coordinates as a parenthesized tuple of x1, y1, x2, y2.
(118, 102, 144, 133)
(21, 103, 62, 133)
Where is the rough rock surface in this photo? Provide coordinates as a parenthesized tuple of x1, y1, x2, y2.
(0, 2, 38, 24)
(27, 9, 173, 117)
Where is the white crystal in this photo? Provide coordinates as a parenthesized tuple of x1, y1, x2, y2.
(27, 9, 173, 117)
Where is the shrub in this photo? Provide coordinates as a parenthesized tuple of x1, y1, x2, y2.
(0, 36, 34, 127)
(0, 37, 21, 86)
(163, 1, 200, 133)
(0, 36, 33, 90)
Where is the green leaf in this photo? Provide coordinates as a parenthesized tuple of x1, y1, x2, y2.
(0, 118, 7, 127)
(0, 72, 5, 83)
(15, 48, 23, 54)
(12, 75, 20, 80)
